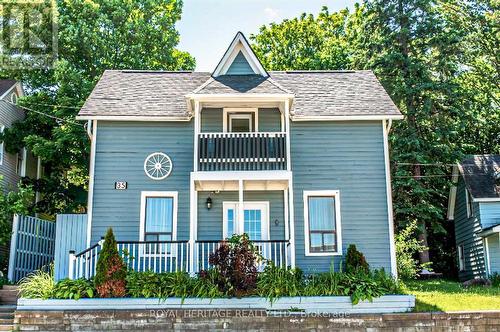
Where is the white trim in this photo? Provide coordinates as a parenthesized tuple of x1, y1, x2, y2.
(473, 197, 500, 203)
(303, 190, 342, 257)
(382, 120, 398, 277)
(186, 94, 294, 101)
(0, 124, 4, 165)
(16, 147, 27, 176)
(212, 32, 267, 77)
(86, 120, 97, 246)
(291, 115, 404, 122)
(76, 115, 192, 121)
(484, 237, 491, 276)
(189, 176, 197, 274)
(478, 225, 500, 238)
(0, 83, 20, 101)
(465, 189, 474, 218)
(288, 176, 296, 267)
(191, 170, 292, 182)
(457, 244, 465, 271)
(139, 191, 178, 242)
(447, 165, 460, 220)
(222, 201, 270, 240)
(223, 108, 258, 132)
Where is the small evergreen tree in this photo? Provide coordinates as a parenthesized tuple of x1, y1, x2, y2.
(94, 228, 126, 297)
(345, 244, 369, 274)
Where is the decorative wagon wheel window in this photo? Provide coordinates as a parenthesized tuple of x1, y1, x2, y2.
(144, 152, 172, 180)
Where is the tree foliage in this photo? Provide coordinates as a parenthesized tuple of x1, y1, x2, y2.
(251, 0, 499, 277)
(0, 0, 194, 214)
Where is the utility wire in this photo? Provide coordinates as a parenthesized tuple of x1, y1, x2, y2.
(3, 100, 84, 127)
(18, 101, 82, 110)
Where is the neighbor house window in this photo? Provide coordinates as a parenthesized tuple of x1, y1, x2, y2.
(16, 148, 26, 176)
(140, 192, 178, 254)
(0, 125, 4, 165)
(466, 189, 474, 218)
(458, 244, 465, 271)
(303, 190, 342, 256)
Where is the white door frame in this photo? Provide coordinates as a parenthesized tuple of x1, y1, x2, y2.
(222, 201, 270, 240)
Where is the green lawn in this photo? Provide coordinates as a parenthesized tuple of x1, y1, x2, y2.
(403, 279, 500, 312)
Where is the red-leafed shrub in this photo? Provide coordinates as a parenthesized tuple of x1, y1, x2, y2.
(209, 234, 259, 296)
(94, 228, 127, 297)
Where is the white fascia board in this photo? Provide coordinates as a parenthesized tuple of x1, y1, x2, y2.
(76, 115, 192, 121)
(291, 114, 404, 122)
(186, 94, 295, 102)
(191, 170, 292, 182)
(473, 198, 500, 203)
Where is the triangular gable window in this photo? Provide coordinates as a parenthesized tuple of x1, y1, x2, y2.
(213, 32, 268, 77)
(226, 51, 254, 75)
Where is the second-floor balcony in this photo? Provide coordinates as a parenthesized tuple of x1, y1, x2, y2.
(197, 132, 287, 171)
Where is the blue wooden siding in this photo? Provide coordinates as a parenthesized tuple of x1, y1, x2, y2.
(487, 234, 500, 274)
(291, 121, 392, 273)
(478, 202, 500, 229)
(91, 121, 193, 244)
(259, 108, 282, 132)
(226, 51, 254, 75)
(200, 108, 281, 133)
(0, 100, 24, 190)
(197, 191, 285, 241)
(54, 214, 88, 280)
(453, 177, 486, 280)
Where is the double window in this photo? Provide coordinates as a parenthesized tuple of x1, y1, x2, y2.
(140, 192, 177, 253)
(303, 190, 342, 256)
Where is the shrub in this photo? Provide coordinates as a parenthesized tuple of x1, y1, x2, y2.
(94, 228, 127, 297)
(53, 278, 95, 300)
(209, 234, 259, 296)
(257, 264, 303, 302)
(396, 221, 430, 279)
(345, 244, 369, 274)
(126, 271, 192, 300)
(490, 273, 500, 288)
(192, 269, 225, 299)
(18, 265, 54, 299)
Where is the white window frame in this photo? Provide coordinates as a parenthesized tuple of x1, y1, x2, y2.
(222, 201, 270, 240)
(303, 190, 342, 256)
(16, 147, 27, 176)
(466, 189, 474, 218)
(139, 191, 178, 256)
(458, 244, 465, 271)
(0, 125, 4, 165)
(223, 108, 258, 132)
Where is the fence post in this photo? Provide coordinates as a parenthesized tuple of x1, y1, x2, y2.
(7, 215, 20, 282)
(68, 250, 76, 280)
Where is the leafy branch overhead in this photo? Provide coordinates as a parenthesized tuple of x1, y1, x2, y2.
(0, 0, 195, 214)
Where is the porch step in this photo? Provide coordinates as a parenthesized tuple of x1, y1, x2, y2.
(0, 305, 15, 331)
(0, 286, 18, 305)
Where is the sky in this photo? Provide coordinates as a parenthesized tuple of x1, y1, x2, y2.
(177, 0, 356, 72)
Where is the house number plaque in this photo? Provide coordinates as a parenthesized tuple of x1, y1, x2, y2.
(115, 181, 127, 190)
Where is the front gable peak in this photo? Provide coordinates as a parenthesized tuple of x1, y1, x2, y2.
(212, 32, 268, 77)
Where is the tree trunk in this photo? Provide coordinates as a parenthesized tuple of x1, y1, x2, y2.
(414, 164, 431, 265)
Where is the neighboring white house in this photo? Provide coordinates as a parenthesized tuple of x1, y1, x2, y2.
(0, 79, 40, 191)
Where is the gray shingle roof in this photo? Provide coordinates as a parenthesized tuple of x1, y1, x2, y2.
(459, 155, 500, 199)
(0, 79, 16, 97)
(78, 70, 401, 119)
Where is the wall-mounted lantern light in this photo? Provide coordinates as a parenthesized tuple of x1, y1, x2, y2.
(206, 196, 213, 210)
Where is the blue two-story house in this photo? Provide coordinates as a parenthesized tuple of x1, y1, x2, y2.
(448, 155, 500, 281)
(73, 32, 403, 277)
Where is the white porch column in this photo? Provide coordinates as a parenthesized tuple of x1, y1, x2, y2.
(238, 179, 244, 234)
(288, 178, 296, 268)
(284, 99, 292, 171)
(193, 101, 200, 172)
(189, 176, 198, 275)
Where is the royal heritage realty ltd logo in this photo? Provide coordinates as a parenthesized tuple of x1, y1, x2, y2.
(0, 0, 58, 69)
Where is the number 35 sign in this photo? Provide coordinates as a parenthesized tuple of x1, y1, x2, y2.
(115, 181, 127, 190)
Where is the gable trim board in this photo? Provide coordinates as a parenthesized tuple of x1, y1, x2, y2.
(212, 32, 268, 77)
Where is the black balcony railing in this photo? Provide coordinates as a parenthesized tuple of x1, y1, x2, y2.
(198, 132, 287, 171)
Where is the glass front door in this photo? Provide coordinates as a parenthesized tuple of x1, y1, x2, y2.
(223, 202, 269, 240)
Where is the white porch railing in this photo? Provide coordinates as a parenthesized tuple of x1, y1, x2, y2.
(69, 239, 289, 279)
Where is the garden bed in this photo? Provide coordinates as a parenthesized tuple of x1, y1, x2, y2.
(17, 295, 415, 314)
